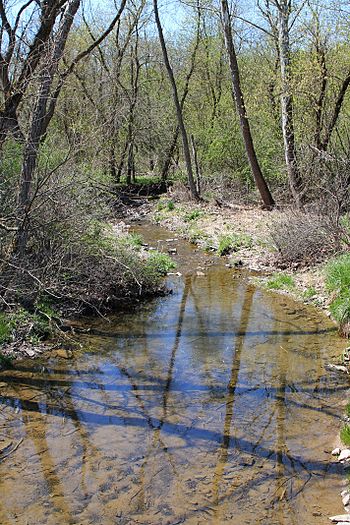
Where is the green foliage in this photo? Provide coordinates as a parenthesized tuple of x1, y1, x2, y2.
(345, 401, 350, 418)
(183, 210, 204, 222)
(329, 290, 350, 325)
(157, 199, 175, 212)
(119, 232, 143, 250)
(187, 227, 208, 244)
(341, 424, 350, 446)
(326, 253, 350, 293)
(325, 254, 350, 329)
(266, 273, 295, 291)
(0, 353, 14, 369)
(131, 175, 160, 185)
(0, 313, 12, 344)
(217, 233, 252, 256)
(0, 306, 54, 348)
(302, 287, 317, 299)
(145, 251, 176, 276)
(81, 220, 117, 254)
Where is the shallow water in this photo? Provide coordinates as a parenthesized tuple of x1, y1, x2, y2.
(0, 224, 349, 525)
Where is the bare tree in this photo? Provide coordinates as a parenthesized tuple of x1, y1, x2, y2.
(14, 0, 128, 254)
(275, 0, 303, 206)
(153, 0, 200, 200)
(221, 0, 275, 209)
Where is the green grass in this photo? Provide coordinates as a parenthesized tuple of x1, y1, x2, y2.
(217, 233, 253, 256)
(0, 313, 12, 344)
(183, 210, 203, 222)
(345, 402, 350, 418)
(187, 228, 208, 244)
(326, 253, 350, 293)
(146, 251, 176, 276)
(266, 273, 295, 291)
(325, 254, 350, 330)
(157, 199, 175, 212)
(329, 290, 350, 325)
(302, 286, 317, 300)
(341, 424, 350, 446)
(119, 232, 143, 250)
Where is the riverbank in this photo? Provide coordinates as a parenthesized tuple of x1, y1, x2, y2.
(0, 222, 175, 368)
(148, 197, 336, 315)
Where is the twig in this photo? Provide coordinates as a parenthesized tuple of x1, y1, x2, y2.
(0, 438, 24, 463)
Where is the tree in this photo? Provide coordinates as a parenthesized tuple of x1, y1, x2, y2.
(153, 0, 200, 200)
(220, 0, 275, 209)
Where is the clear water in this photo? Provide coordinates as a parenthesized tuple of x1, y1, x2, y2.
(0, 224, 348, 525)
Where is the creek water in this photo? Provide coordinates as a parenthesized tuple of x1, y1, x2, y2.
(0, 223, 349, 525)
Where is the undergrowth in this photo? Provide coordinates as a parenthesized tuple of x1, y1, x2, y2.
(266, 273, 295, 291)
(326, 253, 350, 336)
(217, 233, 252, 256)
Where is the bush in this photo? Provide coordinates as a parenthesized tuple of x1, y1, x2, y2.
(217, 233, 252, 256)
(270, 211, 339, 266)
(0, 313, 12, 344)
(145, 251, 176, 276)
(0, 165, 167, 315)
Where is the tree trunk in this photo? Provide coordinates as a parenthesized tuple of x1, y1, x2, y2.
(278, 2, 303, 206)
(320, 72, 350, 151)
(221, 0, 275, 209)
(15, 0, 81, 255)
(153, 0, 199, 200)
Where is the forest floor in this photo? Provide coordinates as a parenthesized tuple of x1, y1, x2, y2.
(147, 197, 331, 314)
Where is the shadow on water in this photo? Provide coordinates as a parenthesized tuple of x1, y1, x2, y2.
(0, 225, 349, 525)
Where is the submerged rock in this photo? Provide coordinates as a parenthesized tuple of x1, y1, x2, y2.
(52, 349, 73, 359)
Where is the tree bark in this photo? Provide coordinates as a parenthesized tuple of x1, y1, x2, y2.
(320, 72, 350, 151)
(277, 1, 303, 206)
(221, 0, 275, 209)
(153, 0, 199, 200)
(16, 0, 81, 254)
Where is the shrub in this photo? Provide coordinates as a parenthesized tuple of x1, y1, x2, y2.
(266, 273, 295, 290)
(157, 199, 175, 212)
(270, 211, 339, 266)
(145, 251, 176, 276)
(217, 233, 252, 256)
(119, 232, 143, 250)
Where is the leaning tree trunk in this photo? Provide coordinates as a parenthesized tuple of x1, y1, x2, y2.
(278, 3, 303, 207)
(153, 0, 199, 200)
(221, 0, 275, 209)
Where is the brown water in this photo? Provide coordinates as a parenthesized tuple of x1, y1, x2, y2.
(0, 224, 349, 525)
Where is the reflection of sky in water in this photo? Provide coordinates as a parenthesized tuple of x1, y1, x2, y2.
(0, 226, 347, 525)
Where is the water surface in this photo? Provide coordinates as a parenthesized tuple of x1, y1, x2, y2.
(0, 224, 348, 525)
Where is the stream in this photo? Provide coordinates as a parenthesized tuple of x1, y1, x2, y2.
(0, 223, 349, 525)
